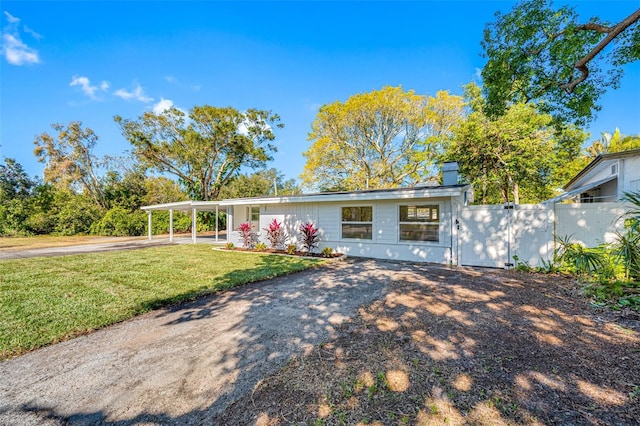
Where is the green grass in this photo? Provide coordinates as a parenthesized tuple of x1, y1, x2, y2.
(0, 245, 324, 359)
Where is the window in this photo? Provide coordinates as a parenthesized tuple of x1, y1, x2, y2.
(246, 206, 260, 227)
(341, 206, 373, 239)
(399, 205, 439, 242)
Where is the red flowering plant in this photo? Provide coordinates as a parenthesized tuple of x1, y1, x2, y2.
(236, 222, 259, 249)
(299, 222, 320, 253)
(263, 218, 288, 250)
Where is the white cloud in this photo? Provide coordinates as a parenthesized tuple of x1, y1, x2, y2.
(69, 75, 109, 99)
(474, 67, 483, 82)
(114, 82, 153, 102)
(152, 98, 174, 114)
(4, 11, 19, 23)
(23, 25, 43, 40)
(1, 12, 40, 65)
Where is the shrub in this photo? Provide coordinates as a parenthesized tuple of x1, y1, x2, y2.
(225, 242, 235, 250)
(263, 218, 288, 249)
(90, 207, 146, 236)
(255, 242, 267, 251)
(236, 222, 259, 249)
(299, 222, 320, 253)
(322, 247, 334, 258)
(286, 244, 297, 255)
(554, 235, 605, 275)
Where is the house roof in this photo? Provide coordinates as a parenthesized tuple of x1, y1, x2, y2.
(565, 148, 640, 190)
(542, 175, 617, 205)
(141, 184, 471, 211)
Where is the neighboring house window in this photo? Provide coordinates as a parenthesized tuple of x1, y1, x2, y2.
(341, 206, 373, 239)
(399, 205, 439, 242)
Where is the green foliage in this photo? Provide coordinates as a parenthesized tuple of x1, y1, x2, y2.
(115, 105, 283, 201)
(322, 247, 334, 258)
(287, 244, 298, 255)
(33, 121, 108, 208)
(225, 242, 235, 250)
(448, 84, 584, 204)
(302, 86, 465, 191)
(0, 246, 322, 359)
(482, 0, 640, 127)
(51, 190, 104, 236)
(512, 255, 532, 272)
(554, 235, 606, 275)
(219, 168, 301, 199)
(89, 207, 146, 236)
(255, 242, 267, 252)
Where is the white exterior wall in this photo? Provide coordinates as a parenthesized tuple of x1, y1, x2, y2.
(621, 156, 640, 196)
(228, 198, 457, 264)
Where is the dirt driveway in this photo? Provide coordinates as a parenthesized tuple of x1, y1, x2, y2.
(2, 258, 639, 425)
(0, 258, 394, 425)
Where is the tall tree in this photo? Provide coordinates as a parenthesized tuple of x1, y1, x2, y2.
(448, 83, 585, 204)
(482, 0, 640, 126)
(33, 122, 107, 208)
(219, 168, 301, 199)
(0, 157, 34, 200)
(301, 86, 465, 191)
(115, 106, 283, 201)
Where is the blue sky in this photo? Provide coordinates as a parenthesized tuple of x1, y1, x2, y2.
(2, 1, 639, 185)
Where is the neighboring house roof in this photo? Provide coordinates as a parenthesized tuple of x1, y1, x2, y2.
(542, 175, 617, 204)
(542, 148, 640, 204)
(141, 184, 472, 211)
(564, 148, 640, 190)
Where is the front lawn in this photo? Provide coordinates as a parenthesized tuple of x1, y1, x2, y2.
(0, 245, 323, 359)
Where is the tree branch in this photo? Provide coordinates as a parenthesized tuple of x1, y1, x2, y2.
(561, 8, 640, 93)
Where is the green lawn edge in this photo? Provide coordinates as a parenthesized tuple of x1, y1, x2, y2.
(0, 245, 325, 360)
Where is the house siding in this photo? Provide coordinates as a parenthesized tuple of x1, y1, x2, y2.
(228, 197, 457, 264)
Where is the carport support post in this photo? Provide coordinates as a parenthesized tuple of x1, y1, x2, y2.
(215, 205, 219, 241)
(191, 207, 197, 244)
(147, 211, 152, 240)
(169, 209, 173, 242)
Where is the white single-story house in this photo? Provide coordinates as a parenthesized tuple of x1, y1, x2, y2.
(545, 148, 640, 204)
(141, 162, 475, 265)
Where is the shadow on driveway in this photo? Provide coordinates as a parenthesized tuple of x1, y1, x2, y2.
(0, 257, 397, 425)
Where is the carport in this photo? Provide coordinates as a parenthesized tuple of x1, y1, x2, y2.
(140, 201, 225, 243)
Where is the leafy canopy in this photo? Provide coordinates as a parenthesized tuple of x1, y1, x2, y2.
(302, 86, 465, 192)
(115, 105, 283, 201)
(482, 0, 640, 126)
(448, 83, 587, 204)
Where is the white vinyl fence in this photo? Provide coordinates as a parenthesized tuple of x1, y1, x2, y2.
(458, 202, 629, 268)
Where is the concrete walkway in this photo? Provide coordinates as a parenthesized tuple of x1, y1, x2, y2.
(0, 258, 398, 425)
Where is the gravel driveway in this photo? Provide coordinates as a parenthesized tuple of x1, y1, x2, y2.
(0, 258, 399, 425)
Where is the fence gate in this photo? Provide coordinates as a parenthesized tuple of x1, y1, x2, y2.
(458, 204, 514, 268)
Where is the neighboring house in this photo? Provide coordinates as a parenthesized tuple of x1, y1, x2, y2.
(545, 148, 640, 204)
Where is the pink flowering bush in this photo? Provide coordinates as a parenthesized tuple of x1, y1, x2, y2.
(263, 218, 288, 250)
(299, 222, 320, 253)
(236, 222, 259, 249)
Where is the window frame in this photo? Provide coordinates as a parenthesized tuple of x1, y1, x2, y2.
(398, 203, 440, 243)
(341, 206, 373, 240)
